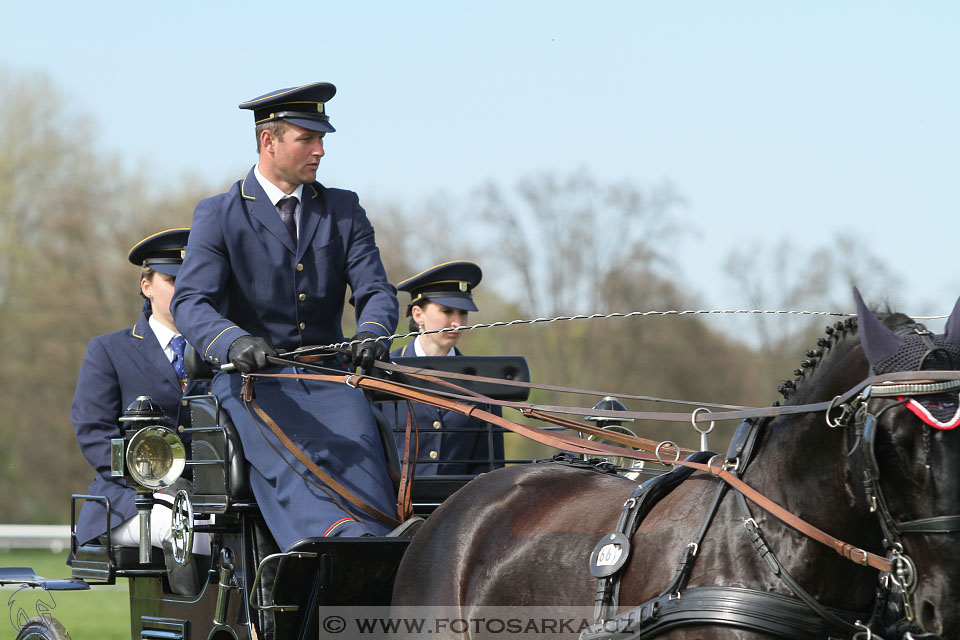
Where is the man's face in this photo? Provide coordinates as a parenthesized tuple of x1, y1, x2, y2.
(261, 122, 325, 192)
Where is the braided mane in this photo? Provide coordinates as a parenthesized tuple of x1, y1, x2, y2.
(775, 312, 916, 405)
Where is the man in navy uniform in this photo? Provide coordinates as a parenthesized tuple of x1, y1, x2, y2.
(72, 229, 209, 549)
(171, 83, 403, 548)
(383, 261, 505, 475)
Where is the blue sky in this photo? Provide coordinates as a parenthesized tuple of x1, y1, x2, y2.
(4, 1, 958, 325)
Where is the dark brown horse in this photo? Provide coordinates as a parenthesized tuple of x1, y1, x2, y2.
(392, 294, 960, 639)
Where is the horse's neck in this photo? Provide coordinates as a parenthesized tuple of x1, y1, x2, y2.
(746, 332, 872, 539)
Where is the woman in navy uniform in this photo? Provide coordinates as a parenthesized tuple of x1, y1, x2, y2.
(71, 228, 209, 549)
(386, 261, 505, 475)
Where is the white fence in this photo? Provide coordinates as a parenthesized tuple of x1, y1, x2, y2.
(0, 525, 71, 553)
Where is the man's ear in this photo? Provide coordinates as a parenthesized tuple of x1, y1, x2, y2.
(260, 128, 276, 154)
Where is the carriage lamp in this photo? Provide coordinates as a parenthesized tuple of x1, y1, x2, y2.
(111, 396, 186, 564)
(125, 426, 186, 489)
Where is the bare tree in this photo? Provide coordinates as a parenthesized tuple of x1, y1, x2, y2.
(724, 236, 903, 353)
(0, 69, 201, 521)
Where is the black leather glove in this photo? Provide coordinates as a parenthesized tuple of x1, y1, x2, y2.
(349, 331, 390, 373)
(227, 336, 278, 373)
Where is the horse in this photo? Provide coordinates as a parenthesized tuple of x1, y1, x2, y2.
(392, 293, 960, 639)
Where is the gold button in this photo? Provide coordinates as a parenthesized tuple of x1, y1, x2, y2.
(181, 400, 188, 407)
(299, 322, 306, 330)
(428, 450, 438, 459)
(178, 425, 184, 433)
(296, 263, 304, 272)
(299, 293, 307, 301)
(432, 421, 442, 430)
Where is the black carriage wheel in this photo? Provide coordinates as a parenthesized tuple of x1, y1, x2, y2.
(15, 616, 72, 640)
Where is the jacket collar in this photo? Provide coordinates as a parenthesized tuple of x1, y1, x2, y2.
(240, 166, 326, 256)
(133, 313, 181, 393)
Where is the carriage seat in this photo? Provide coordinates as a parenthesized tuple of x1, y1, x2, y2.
(219, 405, 252, 501)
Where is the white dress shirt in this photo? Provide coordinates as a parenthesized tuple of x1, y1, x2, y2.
(254, 163, 305, 239)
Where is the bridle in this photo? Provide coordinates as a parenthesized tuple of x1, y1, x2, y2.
(838, 376, 960, 624)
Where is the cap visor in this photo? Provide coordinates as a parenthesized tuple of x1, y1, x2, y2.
(150, 264, 182, 277)
(284, 117, 335, 133)
(427, 296, 478, 312)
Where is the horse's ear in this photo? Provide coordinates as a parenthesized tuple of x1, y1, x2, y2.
(854, 287, 904, 366)
(943, 297, 960, 344)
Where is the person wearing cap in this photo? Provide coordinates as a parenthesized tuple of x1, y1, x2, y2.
(381, 261, 505, 475)
(170, 82, 403, 546)
(71, 228, 210, 552)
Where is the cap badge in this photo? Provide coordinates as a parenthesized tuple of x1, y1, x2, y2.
(459, 281, 468, 292)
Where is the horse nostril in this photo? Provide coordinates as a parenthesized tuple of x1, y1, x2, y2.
(919, 599, 941, 636)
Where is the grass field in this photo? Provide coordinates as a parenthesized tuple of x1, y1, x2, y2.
(1, 549, 130, 640)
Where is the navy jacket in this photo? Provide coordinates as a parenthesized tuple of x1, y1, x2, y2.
(170, 168, 397, 365)
(170, 169, 400, 546)
(381, 342, 505, 475)
(71, 312, 207, 545)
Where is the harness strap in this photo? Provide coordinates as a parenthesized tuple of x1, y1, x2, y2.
(592, 485, 643, 623)
(590, 453, 712, 623)
(659, 478, 729, 598)
(579, 586, 869, 640)
(735, 492, 865, 635)
(896, 516, 960, 534)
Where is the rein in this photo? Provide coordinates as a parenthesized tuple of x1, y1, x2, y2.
(377, 359, 960, 425)
(243, 358, 958, 575)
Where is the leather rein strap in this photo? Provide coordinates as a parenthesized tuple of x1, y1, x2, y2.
(243, 362, 896, 572)
(683, 456, 894, 573)
(241, 375, 402, 528)
(246, 370, 695, 463)
(376, 359, 960, 425)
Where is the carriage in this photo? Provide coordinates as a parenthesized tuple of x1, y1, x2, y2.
(3, 294, 960, 639)
(1, 354, 532, 640)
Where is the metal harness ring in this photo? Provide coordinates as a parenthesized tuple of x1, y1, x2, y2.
(707, 454, 726, 476)
(691, 407, 715, 434)
(655, 441, 680, 467)
(825, 395, 845, 428)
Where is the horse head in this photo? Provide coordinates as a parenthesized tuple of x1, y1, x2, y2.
(855, 289, 960, 638)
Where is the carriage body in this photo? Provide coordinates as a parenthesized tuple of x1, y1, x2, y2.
(0, 356, 531, 640)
